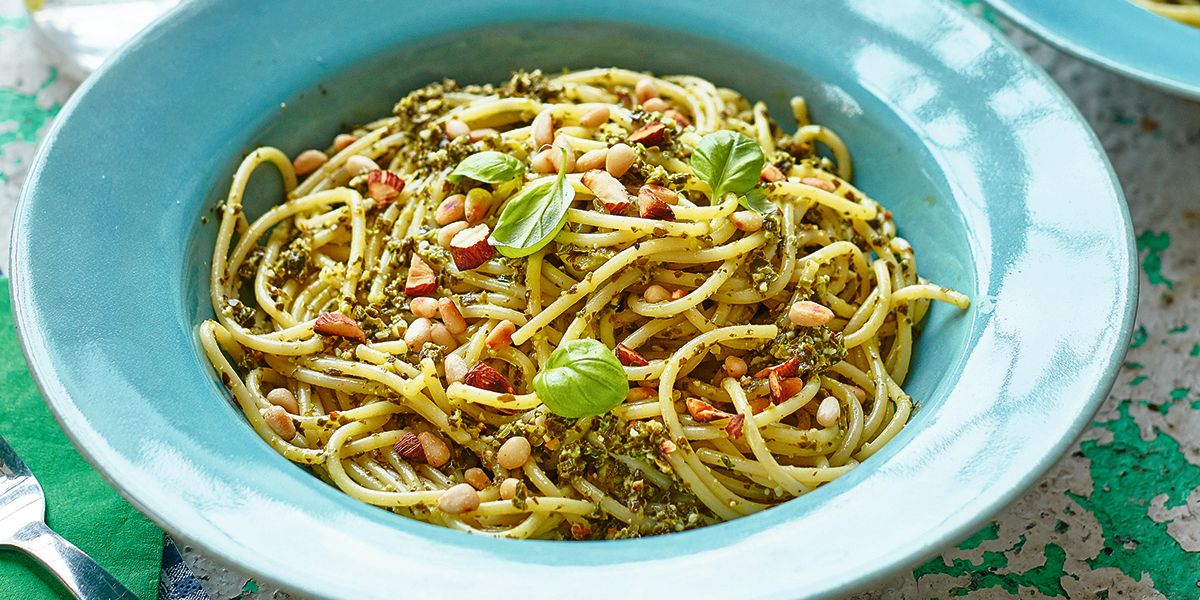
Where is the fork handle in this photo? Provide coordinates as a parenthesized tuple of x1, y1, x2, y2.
(7, 521, 140, 600)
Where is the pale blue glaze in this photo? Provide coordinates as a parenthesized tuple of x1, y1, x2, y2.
(10, 0, 1135, 598)
(986, 0, 1200, 100)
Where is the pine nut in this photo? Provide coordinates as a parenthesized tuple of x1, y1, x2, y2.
(499, 478, 521, 500)
(789, 301, 834, 327)
(580, 106, 610, 128)
(723, 356, 748, 379)
(444, 354, 468, 384)
(437, 298, 467, 334)
(435, 194, 466, 225)
(497, 436, 532, 470)
(437, 483, 480, 514)
(404, 317, 434, 347)
(445, 119, 471, 139)
(643, 284, 670, 303)
(486, 320, 516, 349)
(332, 134, 357, 153)
(670, 289, 687, 300)
(627, 387, 656, 401)
(576, 148, 608, 172)
(848, 385, 868, 402)
(463, 467, 491, 490)
(801, 177, 837, 193)
(469, 128, 498, 142)
(342, 155, 378, 179)
(531, 149, 556, 174)
(292, 150, 327, 176)
(816, 396, 841, 427)
(606, 143, 636, 177)
(419, 431, 452, 468)
(430, 322, 458, 349)
(262, 405, 296, 439)
(266, 388, 298, 414)
(410, 297, 438, 318)
(642, 97, 670, 112)
(635, 78, 659, 104)
(549, 137, 575, 173)
(532, 109, 555, 148)
(730, 210, 764, 232)
(464, 188, 493, 225)
(438, 221, 470, 248)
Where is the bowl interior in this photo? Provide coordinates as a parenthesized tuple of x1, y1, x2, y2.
(14, 1, 1132, 598)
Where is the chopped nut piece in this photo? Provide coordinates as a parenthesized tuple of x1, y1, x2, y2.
(582, 169, 633, 215)
(449, 224, 495, 271)
(393, 432, 426, 463)
(686, 397, 733, 423)
(725, 413, 746, 439)
(462, 362, 515, 394)
(629, 121, 668, 147)
(313, 313, 367, 343)
(615, 343, 649, 366)
(365, 170, 404, 207)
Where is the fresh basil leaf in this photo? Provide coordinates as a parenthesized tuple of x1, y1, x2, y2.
(488, 151, 574, 258)
(448, 151, 524, 184)
(690, 131, 765, 199)
(739, 187, 777, 214)
(534, 339, 629, 418)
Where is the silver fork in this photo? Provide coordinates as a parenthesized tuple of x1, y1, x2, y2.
(0, 434, 139, 599)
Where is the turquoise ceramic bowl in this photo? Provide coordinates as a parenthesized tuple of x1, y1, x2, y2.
(985, 0, 1200, 100)
(11, 0, 1135, 598)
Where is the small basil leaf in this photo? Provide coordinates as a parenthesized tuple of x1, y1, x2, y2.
(448, 151, 524, 184)
(488, 150, 574, 258)
(534, 339, 629, 418)
(739, 187, 777, 214)
(690, 131, 765, 199)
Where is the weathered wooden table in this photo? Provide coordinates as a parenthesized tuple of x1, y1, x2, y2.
(2, 2, 1196, 597)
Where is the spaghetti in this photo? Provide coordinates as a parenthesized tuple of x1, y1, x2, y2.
(200, 68, 969, 539)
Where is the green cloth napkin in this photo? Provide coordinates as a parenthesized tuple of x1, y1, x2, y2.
(0, 278, 162, 600)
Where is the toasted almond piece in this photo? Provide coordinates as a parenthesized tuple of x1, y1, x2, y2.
(760, 163, 786, 183)
(800, 177, 837, 193)
(628, 121, 668, 147)
(605, 143, 636, 177)
(393, 431, 426, 463)
(409, 296, 439, 318)
(419, 431, 452, 467)
(686, 397, 733, 423)
(615, 343, 649, 367)
(670, 289, 687, 301)
(635, 78, 659, 104)
(366, 170, 404, 207)
(266, 388, 299, 414)
(725, 413, 746, 439)
(639, 184, 678, 205)
(437, 483, 479, 514)
(445, 119, 471, 139)
(582, 169, 633, 214)
(437, 297, 467, 334)
(332, 133, 358, 153)
(462, 362, 515, 394)
(313, 312, 367, 343)
(769, 372, 805, 404)
(464, 467, 490, 490)
(449, 224, 496, 271)
(580, 106, 610, 128)
(789, 300, 834, 327)
(293, 149, 328, 176)
(753, 356, 802, 379)
(730, 210, 764, 232)
(405, 255, 438, 297)
(643, 284, 670, 303)
(571, 522, 592, 540)
(575, 148, 608, 172)
(486, 320, 517, 349)
(404, 317, 434, 347)
(444, 353, 469, 384)
(262, 405, 296, 439)
(438, 221, 470, 248)
(637, 188, 675, 220)
(663, 109, 690, 127)
(659, 439, 678, 454)
(464, 188, 493, 225)
(532, 109, 555, 148)
(435, 194, 466, 225)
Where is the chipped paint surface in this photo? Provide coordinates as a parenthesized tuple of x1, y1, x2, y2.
(3, 0, 1200, 598)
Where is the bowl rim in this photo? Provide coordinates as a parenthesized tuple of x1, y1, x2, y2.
(9, 0, 1138, 598)
(984, 0, 1200, 100)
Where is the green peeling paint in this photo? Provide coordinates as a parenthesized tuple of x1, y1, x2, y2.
(1135, 231, 1174, 289)
(1190, 344, 1199, 357)
(956, 521, 999, 550)
(1073, 402, 1200, 598)
(1123, 361, 1144, 370)
(915, 537, 1068, 597)
(1169, 324, 1189, 334)
(1130, 326, 1148, 349)
(1169, 388, 1188, 401)
(1129, 375, 1148, 387)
